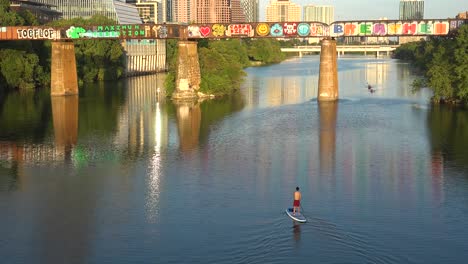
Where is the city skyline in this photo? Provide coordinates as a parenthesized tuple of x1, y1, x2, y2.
(259, 0, 464, 21)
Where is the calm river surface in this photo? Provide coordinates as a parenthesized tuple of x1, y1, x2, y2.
(1, 56, 468, 264)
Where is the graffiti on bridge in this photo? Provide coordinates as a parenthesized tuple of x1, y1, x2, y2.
(0, 24, 176, 40)
(0, 19, 466, 41)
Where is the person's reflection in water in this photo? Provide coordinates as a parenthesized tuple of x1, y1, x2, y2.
(293, 222, 301, 245)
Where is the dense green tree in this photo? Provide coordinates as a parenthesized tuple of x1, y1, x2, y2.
(163, 39, 178, 96)
(0, 1, 48, 91)
(453, 25, 468, 100)
(395, 24, 468, 104)
(247, 38, 286, 64)
(0, 49, 48, 90)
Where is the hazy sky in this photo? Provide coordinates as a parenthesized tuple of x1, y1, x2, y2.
(259, 0, 467, 21)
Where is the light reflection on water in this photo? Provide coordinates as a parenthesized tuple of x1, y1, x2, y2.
(1, 56, 468, 263)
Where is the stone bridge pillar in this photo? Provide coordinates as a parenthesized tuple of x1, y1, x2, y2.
(51, 41, 78, 96)
(318, 38, 338, 101)
(172, 41, 200, 100)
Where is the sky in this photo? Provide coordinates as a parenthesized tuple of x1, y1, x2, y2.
(259, 0, 467, 21)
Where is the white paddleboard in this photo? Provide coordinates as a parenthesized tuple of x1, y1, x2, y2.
(285, 208, 307, 223)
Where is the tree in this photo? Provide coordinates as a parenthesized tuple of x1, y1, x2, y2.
(395, 24, 468, 104)
(0, 1, 47, 91)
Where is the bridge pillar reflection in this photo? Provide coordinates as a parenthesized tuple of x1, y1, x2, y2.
(174, 100, 201, 151)
(172, 41, 200, 100)
(318, 101, 337, 175)
(318, 38, 338, 101)
(52, 95, 78, 157)
(51, 41, 78, 96)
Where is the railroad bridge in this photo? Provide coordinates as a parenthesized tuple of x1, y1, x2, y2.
(1, 19, 466, 101)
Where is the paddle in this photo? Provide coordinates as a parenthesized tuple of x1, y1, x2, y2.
(300, 205, 309, 220)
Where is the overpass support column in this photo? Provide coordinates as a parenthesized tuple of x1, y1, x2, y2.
(318, 38, 338, 101)
(172, 41, 200, 100)
(51, 41, 78, 96)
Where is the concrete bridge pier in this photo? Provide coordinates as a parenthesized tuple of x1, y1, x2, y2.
(172, 41, 200, 100)
(318, 38, 338, 101)
(51, 41, 78, 96)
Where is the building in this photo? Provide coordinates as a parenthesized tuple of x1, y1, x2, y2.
(241, 0, 259, 22)
(170, 0, 246, 23)
(303, 5, 334, 25)
(9, 0, 62, 23)
(231, 0, 246, 23)
(34, 0, 142, 23)
(399, 0, 424, 20)
(166, 0, 173, 21)
(195, 0, 231, 23)
(135, 0, 162, 23)
(266, 0, 301, 22)
(172, 0, 192, 23)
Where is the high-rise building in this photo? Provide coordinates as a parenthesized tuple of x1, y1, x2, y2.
(303, 5, 334, 24)
(266, 0, 301, 22)
(241, 0, 259, 22)
(135, 0, 168, 23)
(34, 0, 142, 23)
(173, 0, 193, 23)
(194, 0, 228, 23)
(166, 0, 173, 21)
(399, 0, 424, 20)
(231, 0, 246, 23)
(171, 0, 246, 23)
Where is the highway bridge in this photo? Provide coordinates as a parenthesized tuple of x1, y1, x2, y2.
(281, 45, 400, 57)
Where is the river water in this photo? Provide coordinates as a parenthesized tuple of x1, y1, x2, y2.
(1, 56, 467, 264)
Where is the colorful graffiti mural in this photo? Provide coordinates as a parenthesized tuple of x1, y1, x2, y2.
(0, 20, 466, 41)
